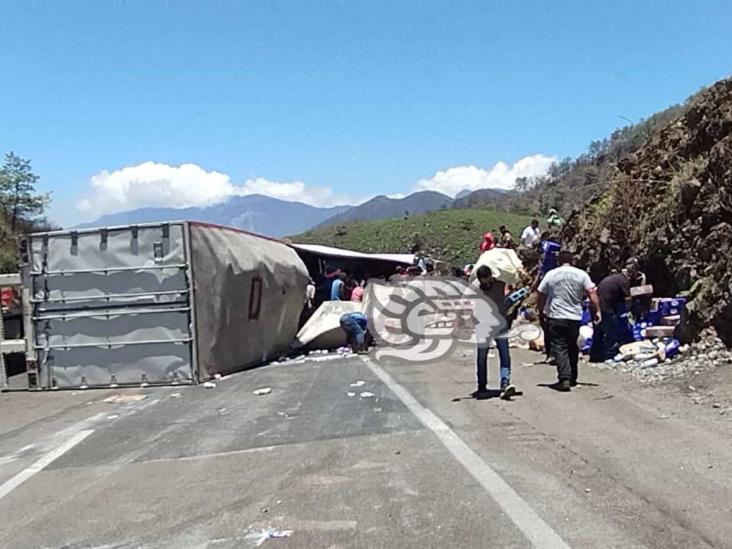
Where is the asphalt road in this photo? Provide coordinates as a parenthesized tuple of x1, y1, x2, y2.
(1, 348, 731, 548)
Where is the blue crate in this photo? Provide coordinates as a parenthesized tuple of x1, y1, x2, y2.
(658, 297, 687, 317)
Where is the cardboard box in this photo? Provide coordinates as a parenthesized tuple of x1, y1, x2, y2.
(661, 315, 681, 326)
(630, 284, 654, 297)
(644, 326, 676, 338)
(619, 341, 656, 357)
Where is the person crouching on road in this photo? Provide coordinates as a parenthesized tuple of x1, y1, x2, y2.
(473, 265, 516, 399)
(340, 312, 369, 354)
(537, 251, 601, 392)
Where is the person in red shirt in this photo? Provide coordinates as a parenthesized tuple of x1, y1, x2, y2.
(479, 232, 495, 253)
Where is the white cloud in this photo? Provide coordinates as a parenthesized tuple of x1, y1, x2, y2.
(77, 155, 556, 219)
(238, 177, 356, 208)
(77, 161, 360, 217)
(414, 154, 556, 196)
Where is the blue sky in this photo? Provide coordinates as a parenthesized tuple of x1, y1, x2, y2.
(1, 0, 731, 226)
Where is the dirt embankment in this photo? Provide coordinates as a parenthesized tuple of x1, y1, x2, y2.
(563, 77, 732, 344)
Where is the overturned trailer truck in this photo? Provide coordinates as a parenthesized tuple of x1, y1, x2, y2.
(21, 222, 308, 389)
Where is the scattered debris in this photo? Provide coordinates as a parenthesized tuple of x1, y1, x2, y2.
(170, 392, 182, 398)
(350, 380, 366, 387)
(203, 381, 217, 389)
(593, 329, 732, 385)
(360, 391, 375, 399)
(244, 528, 293, 546)
(107, 415, 119, 420)
(346, 392, 356, 397)
(307, 354, 348, 363)
(214, 373, 223, 380)
(253, 387, 272, 396)
(373, 407, 383, 412)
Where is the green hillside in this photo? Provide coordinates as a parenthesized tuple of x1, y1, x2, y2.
(292, 208, 533, 267)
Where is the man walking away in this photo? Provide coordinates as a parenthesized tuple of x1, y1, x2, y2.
(473, 265, 515, 399)
(521, 219, 541, 248)
(591, 269, 631, 361)
(340, 311, 368, 353)
(537, 251, 601, 391)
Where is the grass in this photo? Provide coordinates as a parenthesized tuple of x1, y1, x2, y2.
(291, 208, 534, 267)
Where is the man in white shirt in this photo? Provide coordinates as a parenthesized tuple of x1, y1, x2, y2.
(521, 219, 541, 248)
(537, 251, 601, 391)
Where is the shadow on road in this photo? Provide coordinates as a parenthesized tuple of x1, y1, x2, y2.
(451, 389, 526, 402)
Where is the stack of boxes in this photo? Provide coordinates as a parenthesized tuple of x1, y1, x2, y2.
(636, 296, 687, 340)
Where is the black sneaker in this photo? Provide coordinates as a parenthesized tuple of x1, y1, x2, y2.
(500, 384, 517, 400)
(550, 380, 571, 392)
(471, 386, 488, 398)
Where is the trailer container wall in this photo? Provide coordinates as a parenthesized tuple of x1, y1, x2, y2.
(189, 223, 309, 379)
(26, 223, 194, 389)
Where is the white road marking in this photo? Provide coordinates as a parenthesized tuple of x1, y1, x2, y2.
(0, 429, 93, 500)
(362, 357, 572, 549)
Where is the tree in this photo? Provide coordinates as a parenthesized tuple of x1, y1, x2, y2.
(0, 152, 50, 232)
(514, 177, 528, 193)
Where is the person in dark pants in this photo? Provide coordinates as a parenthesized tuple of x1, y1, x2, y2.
(591, 270, 631, 362)
(339, 312, 368, 353)
(472, 265, 515, 399)
(539, 312, 553, 364)
(537, 251, 601, 391)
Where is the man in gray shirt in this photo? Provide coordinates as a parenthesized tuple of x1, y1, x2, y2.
(537, 251, 601, 391)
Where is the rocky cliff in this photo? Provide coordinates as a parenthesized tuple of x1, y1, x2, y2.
(563, 77, 732, 344)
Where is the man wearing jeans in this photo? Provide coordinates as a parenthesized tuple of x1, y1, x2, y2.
(339, 311, 368, 353)
(473, 265, 515, 399)
(537, 251, 601, 392)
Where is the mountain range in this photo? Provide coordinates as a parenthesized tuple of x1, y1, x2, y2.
(312, 191, 453, 228)
(74, 195, 350, 237)
(75, 189, 507, 237)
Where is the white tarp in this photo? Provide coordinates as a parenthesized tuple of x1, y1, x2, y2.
(294, 301, 361, 350)
(291, 243, 414, 265)
(469, 248, 524, 285)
